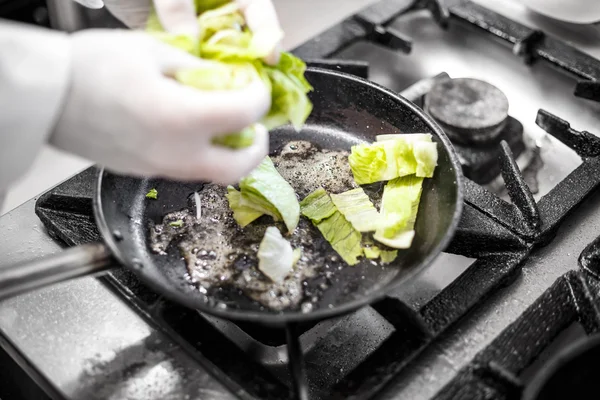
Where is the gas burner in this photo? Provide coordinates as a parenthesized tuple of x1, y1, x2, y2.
(406, 76, 527, 185)
(425, 78, 510, 145)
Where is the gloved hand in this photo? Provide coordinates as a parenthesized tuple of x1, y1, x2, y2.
(102, 0, 282, 65)
(50, 29, 271, 184)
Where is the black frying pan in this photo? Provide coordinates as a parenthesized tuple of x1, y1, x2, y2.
(0, 67, 463, 398)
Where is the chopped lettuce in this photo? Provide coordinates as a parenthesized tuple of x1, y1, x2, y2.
(146, 188, 158, 199)
(363, 246, 398, 264)
(414, 141, 438, 177)
(373, 175, 424, 249)
(315, 212, 363, 266)
(347, 142, 387, 185)
(330, 188, 382, 232)
(212, 125, 258, 149)
(299, 187, 337, 223)
(236, 157, 300, 233)
(175, 61, 259, 90)
(301, 189, 363, 265)
(146, 1, 313, 149)
(257, 226, 295, 283)
(226, 186, 264, 227)
(380, 249, 399, 264)
(363, 246, 380, 259)
(348, 135, 438, 184)
(169, 220, 184, 227)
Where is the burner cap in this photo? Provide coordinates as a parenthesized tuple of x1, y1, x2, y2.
(424, 78, 509, 145)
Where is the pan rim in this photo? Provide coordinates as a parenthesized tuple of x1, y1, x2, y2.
(94, 66, 464, 326)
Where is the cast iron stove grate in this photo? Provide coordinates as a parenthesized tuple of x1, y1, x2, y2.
(27, 0, 600, 399)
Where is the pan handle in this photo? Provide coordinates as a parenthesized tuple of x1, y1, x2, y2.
(0, 243, 114, 301)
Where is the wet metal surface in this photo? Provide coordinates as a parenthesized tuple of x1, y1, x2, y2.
(2, 1, 600, 399)
(0, 200, 236, 400)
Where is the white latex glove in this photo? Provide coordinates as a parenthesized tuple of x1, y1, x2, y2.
(49, 29, 271, 184)
(102, 0, 283, 64)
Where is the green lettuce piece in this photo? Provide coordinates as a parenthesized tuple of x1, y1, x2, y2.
(301, 189, 363, 266)
(348, 140, 415, 185)
(363, 246, 398, 264)
(257, 226, 295, 283)
(330, 188, 382, 232)
(146, 188, 158, 199)
(175, 61, 259, 90)
(413, 141, 438, 178)
(292, 248, 302, 265)
(349, 135, 438, 184)
(212, 126, 257, 149)
(225, 186, 264, 227)
(262, 53, 313, 130)
(347, 142, 387, 185)
(195, 0, 232, 13)
(380, 249, 398, 264)
(364, 246, 380, 259)
(315, 212, 363, 266)
(239, 157, 300, 233)
(299, 187, 337, 223)
(146, 1, 313, 149)
(373, 175, 424, 249)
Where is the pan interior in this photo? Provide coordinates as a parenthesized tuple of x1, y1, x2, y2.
(97, 68, 462, 323)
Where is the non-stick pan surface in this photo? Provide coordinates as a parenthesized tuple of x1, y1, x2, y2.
(95, 67, 463, 325)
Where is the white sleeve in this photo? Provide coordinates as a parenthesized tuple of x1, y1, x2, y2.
(0, 19, 72, 194)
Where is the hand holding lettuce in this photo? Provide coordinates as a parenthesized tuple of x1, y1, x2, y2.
(146, 1, 313, 149)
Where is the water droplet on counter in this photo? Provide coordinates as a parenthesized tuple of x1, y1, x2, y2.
(301, 302, 313, 313)
(112, 230, 123, 241)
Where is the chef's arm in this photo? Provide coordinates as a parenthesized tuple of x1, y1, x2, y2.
(0, 19, 72, 199)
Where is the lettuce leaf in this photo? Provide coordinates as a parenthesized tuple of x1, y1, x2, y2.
(373, 175, 424, 249)
(299, 187, 337, 223)
(363, 246, 398, 264)
(257, 226, 295, 283)
(330, 188, 382, 232)
(146, 1, 313, 149)
(347, 143, 387, 185)
(348, 135, 438, 184)
(363, 246, 380, 259)
(175, 61, 259, 90)
(315, 211, 363, 266)
(225, 186, 264, 227)
(301, 189, 363, 266)
(414, 141, 438, 178)
(380, 249, 399, 264)
(238, 157, 300, 233)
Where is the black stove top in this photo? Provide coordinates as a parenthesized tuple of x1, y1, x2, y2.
(29, 0, 600, 399)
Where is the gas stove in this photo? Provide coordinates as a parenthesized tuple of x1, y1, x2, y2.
(2, 0, 600, 399)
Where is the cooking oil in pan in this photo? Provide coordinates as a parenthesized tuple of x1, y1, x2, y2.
(149, 141, 385, 312)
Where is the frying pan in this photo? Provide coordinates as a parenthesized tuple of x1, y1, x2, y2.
(0, 67, 463, 398)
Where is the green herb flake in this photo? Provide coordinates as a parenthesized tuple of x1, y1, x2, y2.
(146, 188, 158, 199)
